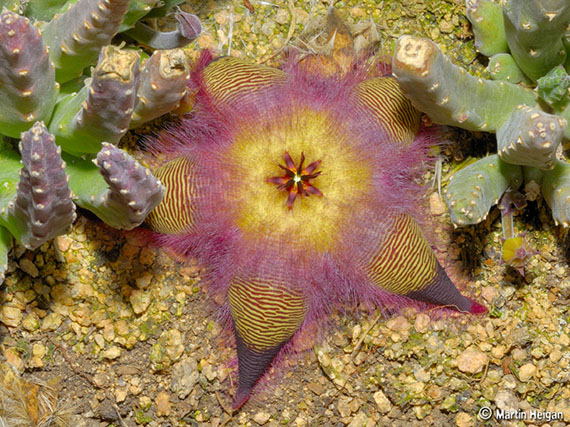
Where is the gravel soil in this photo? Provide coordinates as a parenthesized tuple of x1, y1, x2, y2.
(2, 1, 570, 426)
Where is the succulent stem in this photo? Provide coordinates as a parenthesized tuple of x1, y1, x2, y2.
(541, 160, 570, 227)
(392, 35, 538, 132)
(41, 0, 131, 83)
(0, 225, 11, 284)
(487, 53, 525, 83)
(130, 48, 190, 129)
(65, 143, 165, 230)
(124, 10, 201, 49)
(0, 10, 59, 138)
(0, 122, 76, 249)
(465, 0, 509, 56)
(24, 0, 67, 21)
(118, 0, 160, 32)
(496, 105, 567, 170)
(502, 0, 570, 82)
(444, 154, 523, 226)
(49, 45, 140, 155)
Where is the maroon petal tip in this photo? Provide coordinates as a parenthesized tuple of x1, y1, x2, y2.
(232, 387, 252, 410)
(468, 299, 487, 315)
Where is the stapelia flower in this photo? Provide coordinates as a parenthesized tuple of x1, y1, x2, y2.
(142, 51, 486, 409)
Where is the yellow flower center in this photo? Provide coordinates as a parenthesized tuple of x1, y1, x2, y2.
(226, 107, 374, 252)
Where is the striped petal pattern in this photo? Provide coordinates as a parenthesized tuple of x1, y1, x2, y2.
(365, 213, 437, 294)
(145, 156, 196, 234)
(364, 213, 485, 313)
(202, 57, 286, 105)
(353, 77, 421, 145)
(228, 276, 306, 409)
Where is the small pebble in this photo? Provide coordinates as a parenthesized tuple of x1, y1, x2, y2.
(40, 312, 62, 331)
(414, 367, 431, 383)
(171, 358, 199, 399)
(518, 363, 536, 382)
(455, 412, 474, 427)
(0, 306, 22, 327)
(494, 389, 518, 412)
(414, 313, 430, 333)
(155, 391, 171, 417)
(550, 348, 563, 363)
(115, 388, 128, 403)
(457, 348, 487, 374)
(21, 312, 40, 331)
(429, 192, 446, 216)
(294, 416, 307, 427)
(56, 235, 73, 252)
(19, 258, 38, 277)
(129, 289, 151, 314)
(386, 315, 410, 333)
(512, 348, 527, 361)
(253, 411, 271, 425)
(373, 390, 391, 414)
(347, 411, 369, 426)
(135, 272, 153, 289)
(203, 364, 217, 382)
(274, 9, 290, 25)
(102, 346, 121, 360)
(337, 397, 352, 417)
(214, 10, 229, 25)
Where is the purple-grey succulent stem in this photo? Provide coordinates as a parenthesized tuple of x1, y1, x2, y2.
(129, 48, 190, 129)
(40, 0, 131, 83)
(10, 122, 76, 250)
(92, 143, 165, 230)
(0, 10, 59, 138)
(124, 10, 201, 49)
(49, 45, 140, 155)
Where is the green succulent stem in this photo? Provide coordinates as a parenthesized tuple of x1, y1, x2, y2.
(443, 154, 523, 226)
(392, 35, 538, 133)
(119, 0, 160, 32)
(0, 139, 22, 218)
(496, 106, 567, 170)
(0, 143, 30, 243)
(0, 0, 20, 12)
(502, 0, 570, 82)
(24, 0, 67, 21)
(144, 0, 185, 18)
(0, 122, 76, 250)
(465, 0, 509, 56)
(541, 160, 570, 227)
(0, 224, 11, 282)
(487, 53, 525, 83)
